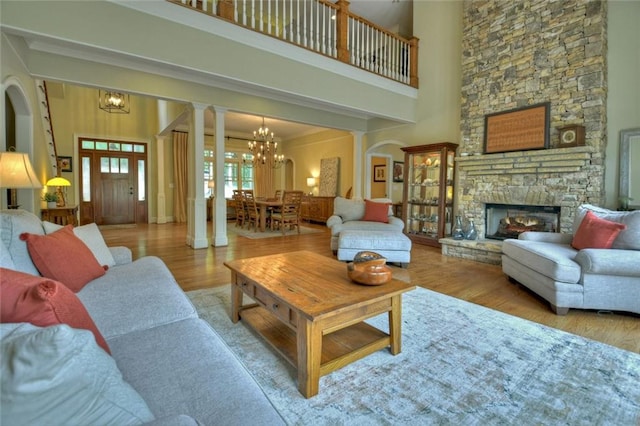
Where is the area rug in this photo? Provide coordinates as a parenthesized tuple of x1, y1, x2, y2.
(227, 224, 323, 239)
(187, 286, 640, 425)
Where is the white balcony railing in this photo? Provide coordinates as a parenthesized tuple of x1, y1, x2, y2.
(169, 0, 418, 87)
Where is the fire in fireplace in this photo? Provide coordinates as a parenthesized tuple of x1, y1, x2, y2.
(485, 203, 561, 240)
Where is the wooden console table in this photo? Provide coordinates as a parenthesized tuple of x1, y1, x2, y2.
(41, 205, 78, 226)
(301, 196, 334, 223)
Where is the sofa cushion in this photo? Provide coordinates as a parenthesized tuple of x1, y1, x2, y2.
(502, 239, 581, 283)
(77, 256, 198, 339)
(43, 221, 116, 267)
(0, 323, 154, 425)
(0, 268, 110, 353)
(106, 318, 285, 426)
(362, 199, 390, 223)
(571, 211, 627, 250)
(0, 210, 43, 275)
(573, 204, 640, 250)
(20, 225, 106, 292)
(333, 197, 365, 221)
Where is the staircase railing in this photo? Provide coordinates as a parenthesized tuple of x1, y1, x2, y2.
(168, 0, 418, 87)
(35, 80, 60, 176)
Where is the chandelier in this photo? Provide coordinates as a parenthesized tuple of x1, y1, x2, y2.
(98, 89, 130, 114)
(247, 117, 284, 168)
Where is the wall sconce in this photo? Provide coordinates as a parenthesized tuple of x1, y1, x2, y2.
(0, 151, 42, 209)
(46, 176, 71, 207)
(306, 177, 317, 196)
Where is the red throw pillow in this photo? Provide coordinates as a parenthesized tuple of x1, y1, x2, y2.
(0, 268, 110, 354)
(362, 199, 390, 223)
(20, 225, 106, 292)
(571, 210, 627, 250)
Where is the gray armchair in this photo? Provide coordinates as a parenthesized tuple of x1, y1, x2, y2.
(501, 205, 640, 315)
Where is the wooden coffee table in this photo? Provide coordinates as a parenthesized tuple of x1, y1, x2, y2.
(224, 250, 415, 398)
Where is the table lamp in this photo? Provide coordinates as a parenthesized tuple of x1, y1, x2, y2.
(0, 152, 42, 209)
(46, 176, 71, 207)
(208, 180, 215, 198)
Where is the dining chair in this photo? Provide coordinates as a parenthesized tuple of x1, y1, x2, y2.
(232, 190, 245, 228)
(270, 190, 303, 234)
(243, 190, 260, 231)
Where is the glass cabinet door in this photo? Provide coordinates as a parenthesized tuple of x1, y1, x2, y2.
(401, 143, 457, 247)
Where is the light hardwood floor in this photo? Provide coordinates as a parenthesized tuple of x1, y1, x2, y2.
(100, 222, 639, 354)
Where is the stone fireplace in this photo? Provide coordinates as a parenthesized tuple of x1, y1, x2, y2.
(440, 1, 608, 264)
(440, 147, 601, 264)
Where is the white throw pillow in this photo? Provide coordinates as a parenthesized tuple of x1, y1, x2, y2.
(333, 197, 365, 222)
(0, 323, 154, 425)
(42, 222, 116, 267)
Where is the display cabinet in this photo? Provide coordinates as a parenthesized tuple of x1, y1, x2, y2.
(401, 143, 457, 247)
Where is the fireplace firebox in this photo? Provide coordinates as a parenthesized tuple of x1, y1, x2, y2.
(485, 204, 560, 240)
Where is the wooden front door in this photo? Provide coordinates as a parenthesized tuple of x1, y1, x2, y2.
(78, 138, 147, 225)
(97, 154, 135, 224)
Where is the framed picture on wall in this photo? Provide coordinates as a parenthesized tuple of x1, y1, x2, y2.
(373, 165, 387, 182)
(57, 156, 72, 172)
(393, 161, 404, 182)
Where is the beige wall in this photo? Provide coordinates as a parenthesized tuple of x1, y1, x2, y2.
(366, 1, 463, 149)
(606, 0, 640, 208)
(281, 129, 354, 197)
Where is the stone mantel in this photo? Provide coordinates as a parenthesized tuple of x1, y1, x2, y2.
(455, 146, 595, 176)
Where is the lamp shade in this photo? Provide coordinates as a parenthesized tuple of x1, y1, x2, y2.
(307, 177, 317, 187)
(0, 152, 42, 189)
(46, 177, 71, 187)
(208, 180, 215, 189)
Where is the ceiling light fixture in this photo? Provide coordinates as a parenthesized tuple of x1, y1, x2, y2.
(246, 117, 284, 169)
(99, 89, 130, 114)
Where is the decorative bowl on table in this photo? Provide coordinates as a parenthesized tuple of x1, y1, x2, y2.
(347, 251, 392, 286)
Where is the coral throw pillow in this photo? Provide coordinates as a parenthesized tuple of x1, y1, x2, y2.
(362, 199, 391, 223)
(20, 225, 106, 292)
(0, 268, 110, 353)
(571, 210, 627, 250)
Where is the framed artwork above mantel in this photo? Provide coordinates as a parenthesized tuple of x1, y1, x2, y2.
(484, 102, 550, 154)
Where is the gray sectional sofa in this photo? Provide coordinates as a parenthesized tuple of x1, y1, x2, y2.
(0, 210, 285, 425)
(502, 204, 640, 315)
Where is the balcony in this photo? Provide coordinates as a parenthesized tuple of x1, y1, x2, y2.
(169, 0, 418, 87)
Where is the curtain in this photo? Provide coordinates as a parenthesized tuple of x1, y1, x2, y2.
(254, 162, 274, 198)
(173, 131, 189, 223)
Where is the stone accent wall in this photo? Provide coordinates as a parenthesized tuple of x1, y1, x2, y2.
(456, 0, 608, 240)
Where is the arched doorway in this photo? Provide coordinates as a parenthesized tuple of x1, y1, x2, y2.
(3, 77, 37, 211)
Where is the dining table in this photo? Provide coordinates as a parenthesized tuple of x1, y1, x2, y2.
(254, 198, 283, 232)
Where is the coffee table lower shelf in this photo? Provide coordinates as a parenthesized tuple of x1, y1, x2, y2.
(240, 305, 391, 378)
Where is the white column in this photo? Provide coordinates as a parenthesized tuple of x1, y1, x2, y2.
(186, 103, 209, 249)
(155, 135, 167, 224)
(156, 100, 169, 224)
(212, 106, 228, 247)
(352, 131, 364, 199)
